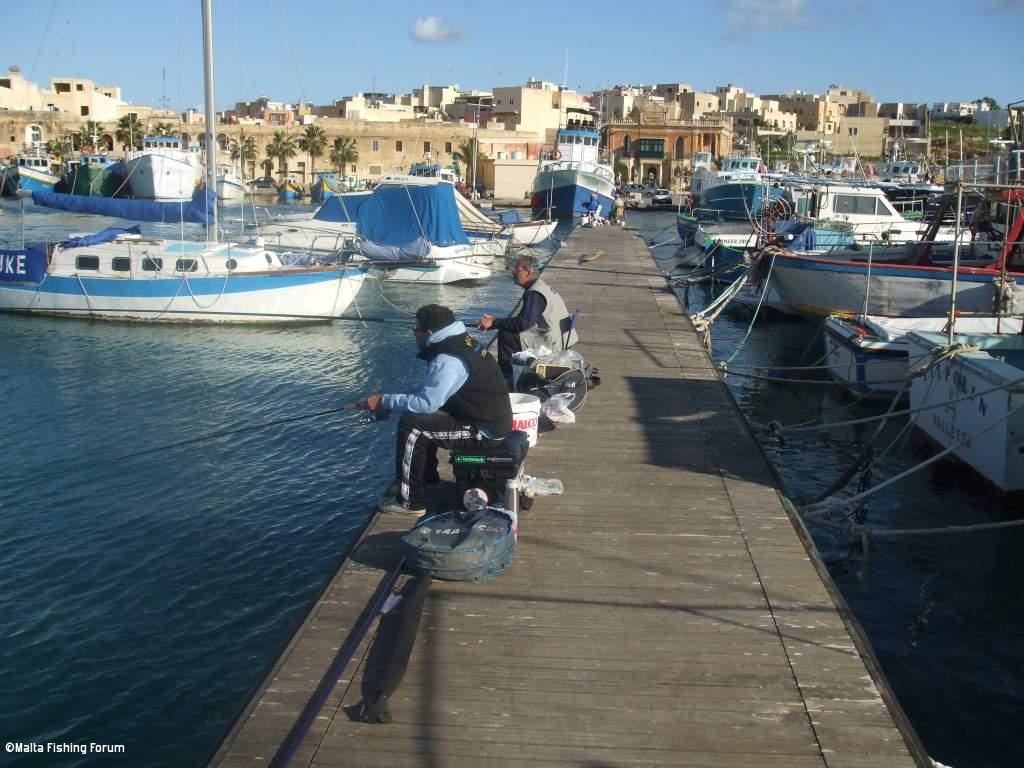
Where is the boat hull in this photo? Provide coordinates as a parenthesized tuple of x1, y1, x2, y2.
(697, 182, 787, 220)
(69, 165, 125, 197)
(768, 253, 1024, 318)
(123, 154, 201, 199)
(0, 268, 365, 322)
(908, 331, 1024, 491)
(822, 317, 912, 400)
(530, 166, 614, 219)
(4, 166, 60, 195)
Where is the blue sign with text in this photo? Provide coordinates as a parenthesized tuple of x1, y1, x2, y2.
(0, 247, 46, 284)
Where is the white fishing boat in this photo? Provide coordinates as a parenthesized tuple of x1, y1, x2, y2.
(0, 0, 366, 323)
(823, 315, 1023, 400)
(216, 165, 246, 202)
(529, 108, 615, 219)
(122, 135, 203, 200)
(907, 330, 1024, 492)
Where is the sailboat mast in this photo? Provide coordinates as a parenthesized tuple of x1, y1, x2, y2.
(201, 0, 218, 240)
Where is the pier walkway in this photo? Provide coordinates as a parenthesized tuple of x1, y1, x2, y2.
(211, 225, 924, 767)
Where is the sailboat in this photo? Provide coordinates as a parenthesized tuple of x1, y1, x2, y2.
(0, 0, 365, 323)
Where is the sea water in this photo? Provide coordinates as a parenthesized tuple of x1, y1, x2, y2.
(0, 198, 544, 766)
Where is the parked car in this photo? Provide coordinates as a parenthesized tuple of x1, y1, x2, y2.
(651, 188, 673, 205)
(247, 177, 277, 192)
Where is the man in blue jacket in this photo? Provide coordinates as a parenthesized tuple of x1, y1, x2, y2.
(359, 304, 513, 515)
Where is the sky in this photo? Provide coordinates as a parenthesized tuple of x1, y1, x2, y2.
(5, 0, 1023, 112)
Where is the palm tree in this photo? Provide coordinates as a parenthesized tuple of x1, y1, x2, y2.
(152, 122, 177, 138)
(329, 137, 359, 175)
(229, 133, 257, 181)
(115, 114, 144, 151)
(297, 125, 328, 181)
(265, 130, 297, 181)
(454, 138, 487, 188)
(75, 120, 104, 152)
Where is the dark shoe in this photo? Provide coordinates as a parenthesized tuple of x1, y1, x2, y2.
(377, 494, 427, 517)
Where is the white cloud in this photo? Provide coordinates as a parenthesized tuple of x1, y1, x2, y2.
(411, 16, 466, 43)
(723, 0, 811, 30)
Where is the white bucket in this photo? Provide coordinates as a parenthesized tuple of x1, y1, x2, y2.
(509, 393, 541, 446)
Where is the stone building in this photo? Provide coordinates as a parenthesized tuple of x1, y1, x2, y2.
(604, 109, 732, 189)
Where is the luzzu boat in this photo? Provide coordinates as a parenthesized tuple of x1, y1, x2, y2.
(3, 153, 60, 195)
(530, 107, 614, 219)
(277, 177, 305, 201)
(310, 171, 341, 203)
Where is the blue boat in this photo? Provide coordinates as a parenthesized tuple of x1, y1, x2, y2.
(530, 108, 615, 219)
(3, 152, 60, 196)
(277, 177, 305, 201)
(690, 155, 787, 220)
(309, 171, 341, 203)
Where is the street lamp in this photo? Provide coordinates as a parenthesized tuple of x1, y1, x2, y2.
(468, 103, 481, 201)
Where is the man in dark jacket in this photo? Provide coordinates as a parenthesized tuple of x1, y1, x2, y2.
(476, 255, 578, 378)
(359, 304, 513, 515)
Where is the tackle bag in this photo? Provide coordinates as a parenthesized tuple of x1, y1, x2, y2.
(401, 507, 517, 582)
(515, 349, 598, 413)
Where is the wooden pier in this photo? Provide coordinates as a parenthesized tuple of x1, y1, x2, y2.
(210, 225, 926, 767)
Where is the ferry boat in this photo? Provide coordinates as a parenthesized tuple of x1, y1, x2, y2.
(530, 108, 614, 219)
(122, 135, 202, 199)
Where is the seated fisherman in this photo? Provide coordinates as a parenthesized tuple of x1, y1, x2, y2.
(476, 255, 578, 378)
(359, 304, 513, 516)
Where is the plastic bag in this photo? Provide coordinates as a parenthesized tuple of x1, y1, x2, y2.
(522, 476, 564, 497)
(540, 392, 576, 423)
(510, 350, 537, 366)
(538, 348, 586, 370)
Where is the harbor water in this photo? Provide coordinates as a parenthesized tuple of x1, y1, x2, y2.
(1, 202, 1021, 767)
(0, 198, 536, 766)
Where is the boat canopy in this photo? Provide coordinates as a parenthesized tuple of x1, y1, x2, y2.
(31, 186, 216, 225)
(60, 226, 142, 249)
(313, 192, 372, 223)
(357, 184, 469, 247)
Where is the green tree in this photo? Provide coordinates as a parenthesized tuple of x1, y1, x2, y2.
(454, 139, 487, 186)
(75, 120, 104, 152)
(979, 96, 1000, 110)
(329, 136, 359, 174)
(115, 114, 144, 151)
(614, 161, 629, 185)
(152, 122, 176, 137)
(229, 133, 257, 181)
(298, 125, 328, 180)
(265, 130, 297, 180)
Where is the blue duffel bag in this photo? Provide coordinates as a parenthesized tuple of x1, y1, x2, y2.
(401, 507, 517, 582)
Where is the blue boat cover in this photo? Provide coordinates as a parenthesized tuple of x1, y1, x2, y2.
(359, 236, 432, 262)
(356, 184, 469, 247)
(31, 185, 216, 225)
(775, 220, 817, 251)
(0, 246, 46, 284)
(60, 226, 142, 249)
(313, 192, 371, 222)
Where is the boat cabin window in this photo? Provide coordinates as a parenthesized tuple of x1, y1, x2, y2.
(834, 194, 880, 215)
(175, 259, 199, 273)
(142, 257, 163, 272)
(111, 257, 131, 272)
(75, 255, 100, 271)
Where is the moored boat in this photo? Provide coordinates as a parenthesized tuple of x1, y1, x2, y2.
(3, 152, 60, 195)
(122, 136, 202, 200)
(530, 108, 614, 219)
(66, 154, 126, 197)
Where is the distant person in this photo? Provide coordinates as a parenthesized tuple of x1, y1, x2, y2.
(476, 255, 578, 379)
(612, 195, 626, 226)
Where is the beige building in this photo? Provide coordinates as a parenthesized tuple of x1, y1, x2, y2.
(763, 91, 844, 134)
(404, 84, 460, 117)
(490, 80, 590, 134)
(0, 69, 124, 121)
(678, 91, 721, 121)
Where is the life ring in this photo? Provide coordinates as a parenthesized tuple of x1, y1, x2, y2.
(550, 150, 562, 161)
